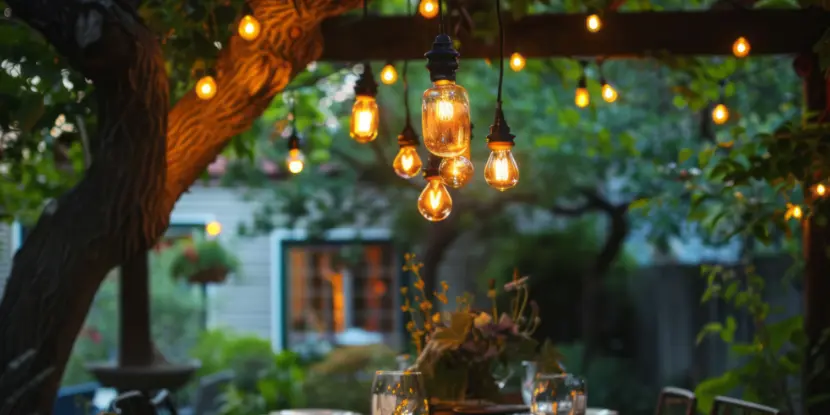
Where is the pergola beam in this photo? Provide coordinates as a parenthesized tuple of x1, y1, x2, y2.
(320, 10, 830, 61)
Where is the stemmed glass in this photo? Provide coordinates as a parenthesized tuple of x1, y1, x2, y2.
(372, 370, 429, 415)
(531, 373, 586, 415)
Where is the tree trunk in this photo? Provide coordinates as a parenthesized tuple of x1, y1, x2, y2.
(0, 0, 360, 412)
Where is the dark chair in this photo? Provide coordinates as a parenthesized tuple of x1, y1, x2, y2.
(710, 396, 781, 415)
(151, 389, 179, 415)
(54, 382, 100, 415)
(655, 387, 696, 415)
(111, 390, 158, 415)
(178, 370, 235, 415)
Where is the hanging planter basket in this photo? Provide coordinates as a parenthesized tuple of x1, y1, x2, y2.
(187, 266, 229, 284)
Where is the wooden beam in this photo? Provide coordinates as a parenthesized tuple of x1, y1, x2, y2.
(320, 10, 830, 61)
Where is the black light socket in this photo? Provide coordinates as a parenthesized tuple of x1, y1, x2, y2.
(486, 104, 515, 147)
(287, 133, 301, 150)
(425, 34, 460, 82)
(354, 62, 378, 97)
(397, 121, 420, 147)
(423, 154, 442, 179)
(578, 76, 587, 89)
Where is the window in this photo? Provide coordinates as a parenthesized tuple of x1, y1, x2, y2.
(277, 231, 403, 351)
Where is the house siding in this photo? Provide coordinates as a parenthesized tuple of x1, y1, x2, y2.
(0, 223, 12, 295)
(171, 185, 273, 340)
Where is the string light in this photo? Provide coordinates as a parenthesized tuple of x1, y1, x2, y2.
(785, 203, 803, 221)
(393, 49, 423, 179)
(195, 76, 217, 100)
(712, 80, 729, 124)
(484, 0, 519, 192)
(814, 183, 827, 197)
(238, 15, 261, 41)
(509, 53, 526, 72)
(597, 61, 617, 103)
(380, 63, 398, 85)
(586, 14, 602, 32)
(350, 0, 379, 143)
(418, 156, 453, 221)
(440, 154, 474, 188)
(286, 95, 305, 174)
(575, 61, 590, 108)
(732, 37, 750, 58)
(205, 221, 222, 237)
(419, 0, 439, 19)
(422, 1, 471, 157)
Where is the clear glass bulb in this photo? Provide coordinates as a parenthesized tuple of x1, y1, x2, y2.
(238, 15, 261, 41)
(712, 103, 729, 125)
(484, 149, 519, 191)
(419, 0, 439, 19)
(350, 95, 379, 143)
(380, 64, 398, 85)
(393, 146, 423, 179)
(575, 87, 590, 108)
(422, 80, 471, 157)
(732, 37, 750, 58)
(439, 155, 474, 189)
(286, 148, 304, 174)
(510, 53, 526, 72)
(196, 76, 217, 100)
(601, 83, 618, 103)
(418, 179, 453, 222)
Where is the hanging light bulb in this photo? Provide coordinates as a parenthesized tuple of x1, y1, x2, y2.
(393, 123, 423, 179)
(814, 183, 827, 197)
(350, 63, 380, 143)
(484, 105, 519, 191)
(600, 79, 618, 103)
(286, 133, 304, 174)
(440, 155, 474, 188)
(785, 203, 803, 221)
(509, 53, 526, 72)
(238, 15, 261, 41)
(732, 37, 750, 58)
(586, 14, 602, 32)
(712, 103, 729, 125)
(205, 221, 222, 237)
(575, 77, 590, 108)
(380, 63, 398, 85)
(195, 76, 217, 100)
(419, 0, 439, 19)
(423, 34, 471, 157)
(418, 156, 453, 222)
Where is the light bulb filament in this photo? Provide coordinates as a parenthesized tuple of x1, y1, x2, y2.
(429, 190, 442, 210)
(402, 154, 414, 171)
(437, 100, 454, 121)
(357, 110, 374, 134)
(494, 158, 509, 181)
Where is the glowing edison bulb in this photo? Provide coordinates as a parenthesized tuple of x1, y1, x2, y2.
(712, 103, 729, 125)
(238, 15, 261, 41)
(350, 95, 379, 143)
(286, 148, 305, 174)
(205, 221, 222, 237)
(484, 146, 519, 191)
(422, 80, 471, 157)
(575, 87, 590, 108)
(509, 53, 526, 72)
(393, 146, 423, 179)
(419, 0, 439, 19)
(785, 204, 803, 221)
(815, 183, 827, 197)
(601, 83, 618, 103)
(732, 37, 750, 58)
(195, 76, 217, 100)
(586, 14, 602, 32)
(380, 64, 398, 85)
(418, 179, 453, 222)
(439, 155, 474, 189)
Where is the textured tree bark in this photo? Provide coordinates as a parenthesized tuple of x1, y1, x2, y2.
(0, 0, 359, 412)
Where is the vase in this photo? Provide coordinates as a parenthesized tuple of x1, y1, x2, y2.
(420, 356, 469, 404)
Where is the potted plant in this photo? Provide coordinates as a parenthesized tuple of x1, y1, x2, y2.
(169, 236, 240, 284)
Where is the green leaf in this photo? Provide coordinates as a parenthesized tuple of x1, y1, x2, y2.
(721, 316, 737, 343)
(697, 322, 724, 345)
(679, 148, 694, 164)
(695, 372, 740, 414)
(724, 281, 739, 301)
(431, 311, 472, 349)
(699, 147, 715, 168)
(629, 198, 649, 211)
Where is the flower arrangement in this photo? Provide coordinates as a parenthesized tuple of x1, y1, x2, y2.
(400, 253, 556, 403)
(168, 236, 240, 284)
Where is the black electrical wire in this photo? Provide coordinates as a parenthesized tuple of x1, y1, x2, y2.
(495, 0, 504, 104)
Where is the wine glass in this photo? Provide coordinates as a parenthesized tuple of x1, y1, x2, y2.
(371, 370, 429, 415)
(531, 373, 586, 415)
(493, 361, 514, 390)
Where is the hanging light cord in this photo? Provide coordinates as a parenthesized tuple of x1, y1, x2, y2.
(438, 0, 446, 34)
(496, 0, 504, 105)
(290, 94, 297, 134)
(403, 0, 412, 124)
